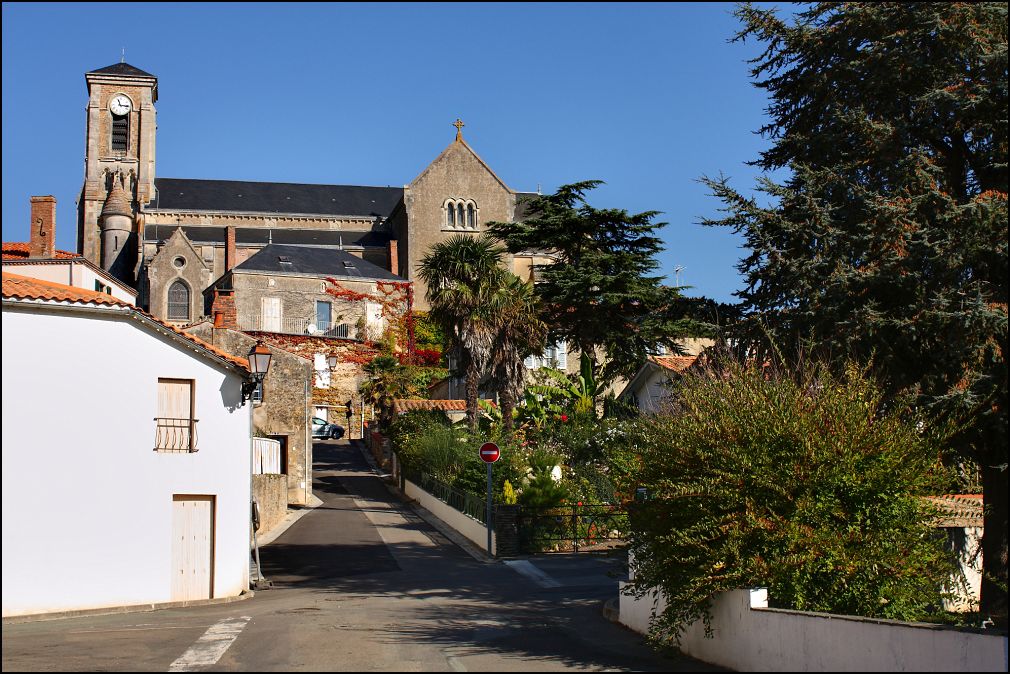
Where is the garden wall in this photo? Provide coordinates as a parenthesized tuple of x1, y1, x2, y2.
(402, 477, 496, 556)
(619, 583, 1007, 672)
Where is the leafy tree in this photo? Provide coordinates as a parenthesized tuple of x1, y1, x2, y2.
(419, 234, 509, 431)
(530, 352, 601, 419)
(488, 182, 708, 387)
(360, 354, 417, 430)
(488, 274, 548, 434)
(625, 357, 961, 643)
(703, 2, 1007, 624)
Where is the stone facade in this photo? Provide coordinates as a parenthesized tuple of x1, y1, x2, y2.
(186, 323, 314, 505)
(147, 228, 213, 323)
(402, 138, 520, 310)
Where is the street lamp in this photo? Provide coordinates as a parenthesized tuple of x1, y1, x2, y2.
(327, 353, 339, 369)
(241, 340, 272, 403)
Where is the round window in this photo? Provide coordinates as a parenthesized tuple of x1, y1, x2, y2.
(173, 256, 187, 268)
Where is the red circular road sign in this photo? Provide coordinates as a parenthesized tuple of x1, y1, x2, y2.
(478, 442, 500, 463)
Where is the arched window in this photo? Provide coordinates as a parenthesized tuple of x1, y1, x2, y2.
(111, 113, 129, 153)
(446, 201, 456, 228)
(167, 280, 191, 321)
(467, 203, 476, 229)
(457, 203, 465, 229)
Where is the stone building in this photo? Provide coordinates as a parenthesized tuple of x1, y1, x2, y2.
(75, 61, 550, 322)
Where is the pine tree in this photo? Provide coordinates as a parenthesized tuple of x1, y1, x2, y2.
(488, 181, 706, 386)
(703, 2, 1007, 624)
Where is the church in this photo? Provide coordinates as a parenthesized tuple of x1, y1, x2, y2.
(76, 61, 552, 326)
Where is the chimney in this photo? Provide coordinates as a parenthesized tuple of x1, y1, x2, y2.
(29, 196, 57, 259)
(211, 287, 237, 330)
(388, 239, 399, 276)
(225, 226, 237, 271)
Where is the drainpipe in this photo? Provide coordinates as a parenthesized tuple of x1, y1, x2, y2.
(304, 376, 310, 506)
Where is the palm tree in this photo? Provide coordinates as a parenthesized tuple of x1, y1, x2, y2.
(419, 234, 508, 431)
(489, 274, 546, 434)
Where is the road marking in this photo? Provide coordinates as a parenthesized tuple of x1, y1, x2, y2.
(167, 616, 251, 672)
(503, 559, 562, 588)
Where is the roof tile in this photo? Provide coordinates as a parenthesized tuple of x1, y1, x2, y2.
(2, 242, 80, 260)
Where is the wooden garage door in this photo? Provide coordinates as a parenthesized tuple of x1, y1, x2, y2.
(171, 495, 216, 601)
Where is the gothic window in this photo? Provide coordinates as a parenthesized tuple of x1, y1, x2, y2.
(111, 113, 129, 153)
(444, 200, 479, 230)
(167, 280, 191, 321)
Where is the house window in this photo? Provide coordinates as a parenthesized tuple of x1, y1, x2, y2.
(467, 203, 476, 228)
(444, 199, 479, 230)
(156, 378, 197, 451)
(446, 201, 456, 228)
(525, 341, 568, 370)
(111, 113, 129, 153)
(316, 300, 332, 332)
(167, 281, 190, 321)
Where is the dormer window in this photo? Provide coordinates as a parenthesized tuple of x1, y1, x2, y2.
(111, 113, 129, 153)
(443, 199, 479, 231)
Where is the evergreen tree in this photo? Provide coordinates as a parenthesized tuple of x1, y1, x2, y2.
(704, 2, 1007, 624)
(488, 181, 707, 386)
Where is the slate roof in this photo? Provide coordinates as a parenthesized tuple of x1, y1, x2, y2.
(233, 244, 405, 282)
(2, 242, 80, 260)
(150, 178, 404, 218)
(2, 273, 249, 372)
(143, 225, 392, 248)
(514, 192, 541, 221)
(87, 62, 157, 78)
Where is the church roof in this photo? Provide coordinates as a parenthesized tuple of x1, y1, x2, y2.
(150, 178, 404, 219)
(87, 62, 156, 78)
(233, 244, 405, 282)
(143, 225, 392, 248)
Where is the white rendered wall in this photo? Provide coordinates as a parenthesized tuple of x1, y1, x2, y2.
(404, 479, 495, 555)
(2, 305, 250, 617)
(7, 261, 136, 303)
(633, 368, 672, 413)
(619, 584, 1007, 672)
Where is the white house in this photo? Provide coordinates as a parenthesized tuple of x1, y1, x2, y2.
(618, 355, 698, 413)
(2, 273, 253, 618)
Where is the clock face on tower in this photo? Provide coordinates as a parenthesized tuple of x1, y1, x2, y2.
(109, 94, 132, 116)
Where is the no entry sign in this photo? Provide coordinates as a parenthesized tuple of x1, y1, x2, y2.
(478, 442, 500, 463)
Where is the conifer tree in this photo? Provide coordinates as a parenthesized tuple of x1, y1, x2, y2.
(703, 2, 1007, 624)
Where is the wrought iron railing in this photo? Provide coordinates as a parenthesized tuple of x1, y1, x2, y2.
(239, 316, 357, 339)
(154, 417, 198, 452)
(516, 503, 628, 554)
(402, 467, 488, 524)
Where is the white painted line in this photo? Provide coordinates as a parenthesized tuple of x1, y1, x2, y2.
(167, 616, 251, 672)
(503, 559, 562, 588)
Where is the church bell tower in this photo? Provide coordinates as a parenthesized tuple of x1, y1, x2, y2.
(78, 62, 158, 283)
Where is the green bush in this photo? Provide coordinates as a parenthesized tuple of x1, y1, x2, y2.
(625, 358, 961, 643)
(387, 410, 452, 458)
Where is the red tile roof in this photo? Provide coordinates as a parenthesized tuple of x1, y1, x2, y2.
(650, 355, 697, 373)
(2, 242, 80, 260)
(925, 494, 984, 527)
(393, 399, 468, 414)
(2, 273, 249, 373)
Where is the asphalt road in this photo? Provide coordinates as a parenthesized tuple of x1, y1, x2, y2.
(2, 440, 716, 672)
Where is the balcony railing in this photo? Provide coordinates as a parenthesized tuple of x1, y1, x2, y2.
(239, 316, 359, 339)
(154, 417, 198, 452)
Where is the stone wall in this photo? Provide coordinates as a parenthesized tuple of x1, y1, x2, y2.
(186, 323, 314, 505)
(253, 473, 288, 537)
(403, 138, 517, 310)
(146, 229, 214, 322)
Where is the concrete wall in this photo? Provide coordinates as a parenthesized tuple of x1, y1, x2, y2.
(619, 585, 1008, 672)
(2, 304, 251, 617)
(403, 478, 495, 556)
(252, 474, 288, 537)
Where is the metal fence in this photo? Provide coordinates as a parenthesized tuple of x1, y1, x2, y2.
(154, 417, 198, 452)
(402, 467, 488, 525)
(239, 316, 356, 339)
(516, 503, 628, 554)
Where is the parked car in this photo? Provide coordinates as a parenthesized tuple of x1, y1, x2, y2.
(312, 417, 345, 440)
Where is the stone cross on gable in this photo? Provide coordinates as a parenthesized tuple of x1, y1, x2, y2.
(453, 118, 465, 140)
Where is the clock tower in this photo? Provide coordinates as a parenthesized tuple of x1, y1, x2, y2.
(78, 62, 158, 282)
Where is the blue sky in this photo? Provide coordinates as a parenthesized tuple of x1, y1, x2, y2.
(2, 2, 781, 304)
